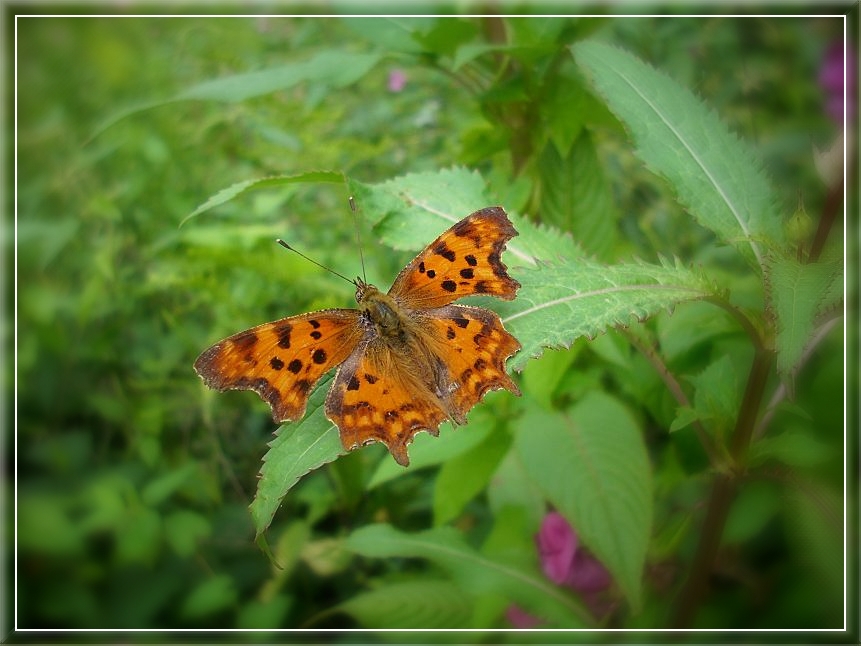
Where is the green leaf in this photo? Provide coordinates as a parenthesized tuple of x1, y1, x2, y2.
(539, 71, 585, 156)
(163, 510, 211, 558)
(541, 65, 623, 143)
(340, 17, 426, 54)
(766, 255, 842, 384)
(346, 523, 590, 627)
(688, 354, 742, 438)
(452, 43, 513, 71)
(179, 51, 382, 101)
(237, 594, 292, 630)
(115, 508, 162, 565)
(669, 405, 701, 434)
(182, 171, 346, 225)
(180, 575, 238, 620)
(537, 132, 617, 259)
(486, 452, 547, 530)
(514, 392, 652, 610)
(249, 374, 345, 537)
(18, 494, 84, 556)
(141, 462, 199, 506)
(749, 428, 833, 468)
(723, 480, 781, 544)
(433, 427, 512, 525)
(497, 256, 717, 370)
(573, 41, 784, 269)
(92, 51, 382, 137)
(521, 347, 580, 411)
(505, 17, 568, 52)
(783, 479, 843, 599)
(265, 522, 312, 585)
(411, 18, 478, 57)
(336, 580, 473, 629)
(351, 167, 584, 265)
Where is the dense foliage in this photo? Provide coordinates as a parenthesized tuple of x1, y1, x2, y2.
(15, 14, 852, 636)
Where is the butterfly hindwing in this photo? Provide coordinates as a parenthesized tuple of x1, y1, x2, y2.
(388, 207, 521, 309)
(325, 339, 449, 466)
(423, 304, 522, 415)
(194, 310, 363, 423)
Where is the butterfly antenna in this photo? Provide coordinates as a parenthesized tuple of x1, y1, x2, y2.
(349, 195, 367, 283)
(275, 239, 356, 286)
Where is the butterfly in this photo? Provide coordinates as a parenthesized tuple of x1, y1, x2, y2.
(193, 206, 522, 466)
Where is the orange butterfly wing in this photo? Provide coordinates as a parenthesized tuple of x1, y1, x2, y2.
(325, 338, 451, 467)
(421, 303, 522, 415)
(388, 206, 521, 308)
(194, 310, 363, 423)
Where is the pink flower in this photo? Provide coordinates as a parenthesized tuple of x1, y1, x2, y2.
(818, 41, 857, 123)
(536, 511, 578, 584)
(535, 512, 612, 593)
(567, 548, 613, 592)
(505, 604, 542, 628)
(387, 69, 407, 93)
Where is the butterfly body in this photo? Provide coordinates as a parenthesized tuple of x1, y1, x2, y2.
(195, 207, 522, 466)
(357, 282, 412, 345)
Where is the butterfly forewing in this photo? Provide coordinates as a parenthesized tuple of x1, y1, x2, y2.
(194, 310, 363, 423)
(388, 207, 521, 309)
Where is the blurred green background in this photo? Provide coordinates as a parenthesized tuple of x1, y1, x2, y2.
(14, 13, 849, 632)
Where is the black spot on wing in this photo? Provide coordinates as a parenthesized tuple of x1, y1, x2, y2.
(434, 242, 456, 262)
(295, 379, 311, 396)
(233, 333, 258, 352)
(452, 218, 483, 246)
(274, 324, 291, 349)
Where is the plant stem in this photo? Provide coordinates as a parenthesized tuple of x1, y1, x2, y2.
(809, 176, 843, 262)
(670, 347, 774, 627)
(620, 328, 721, 468)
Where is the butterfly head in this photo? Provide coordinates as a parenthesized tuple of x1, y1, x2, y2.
(354, 277, 380, 304)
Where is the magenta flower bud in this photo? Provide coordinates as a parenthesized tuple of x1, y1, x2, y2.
(535, 511, 578, 584)
(505, 604, 542, 628)
(818, 41, 857, 122)
(536, 511, 612, 594)
(387, 69, 407, 93)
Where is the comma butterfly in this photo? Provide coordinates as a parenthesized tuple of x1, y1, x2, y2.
(194, 206, 522, 466)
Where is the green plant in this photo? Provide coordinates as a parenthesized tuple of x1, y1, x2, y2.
(186, 32, 845, 629)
